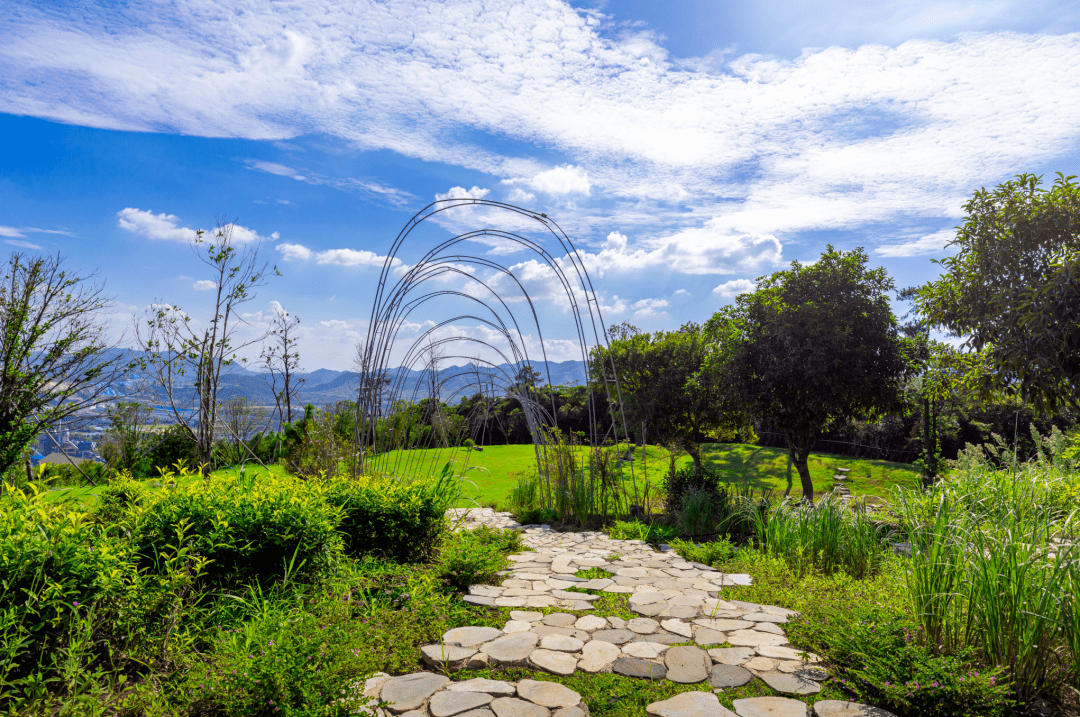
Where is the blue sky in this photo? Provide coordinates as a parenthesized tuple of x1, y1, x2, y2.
(2, 0, 1080, 372)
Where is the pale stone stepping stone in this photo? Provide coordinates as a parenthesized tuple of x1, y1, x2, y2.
(634, 633, 683, 645)
(661, 619, 693, 638)
(528, 649, 578, 675)
(696, 619, 753, 632)
(575, 615, 608, 631)
(464, 595, 496, 606)
(665, 645, 711, 683)
(742, 613, 788, 623)
(580, 640, 621, 672)
(495, 597, 528, 607)
(542, 613, 578, 627)
(743, 657, 779, 673)
(755, 645, 819, 662)
(732, 696, 809, 717)
(429, 691, 494, 717)
(539, 634, 584, 652)
(503, 621, 533, 634)
(661, 605, 699, 619)
(622, 642, 669, 659)
(490, 697, 547, 717)
(709, 647, 756, 665)
(526, 596, 560, 608)
(726, 630, 789, 647)
(813, 701, 896, 717)
(444, 627, 503, 647)
(647, 691, 738, 717)
(481, 633, 539, 666)
(632, 602, 668, 617)
(516, 680, 582, 709)
(709, 664, 754, 688)
(757, 671, 821, 696)
(381, 673, 450, 714)
(694, 628, 728, 646)
(754, 622, 786, 636)
(628, 617, 660, 634)
(629, 592, 667, 605)
(510, 611, 544, 622)
(777, 662, 829, 681)
(592, 629, 635, 645)
(613, 656, 668, 680)
(446, 679, 516, 696)
(421, 644, 481, 670)
(470, 585, 504, 597)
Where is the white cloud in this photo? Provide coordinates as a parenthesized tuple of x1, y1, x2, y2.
(435, 186, 491, 201)
(245, 159, 415, 207)
(4, 238, 42, 249)
(713, 279, 757, 298)
(117, 208, 276, 244)
(632, 297, 669, 317)
(316, 248, 396, 268)
(674, 289, 690, 296)
(0, 226, 24, 238)
(193, 280, 217, 291)
(276, 242, 312, 261)
(506, 187, 536, 203)
(505, 165, 591, 196)
(876, 229, 956, 257)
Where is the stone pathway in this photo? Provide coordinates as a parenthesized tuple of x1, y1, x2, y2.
(362, 673, 590, 717)
(419, 510, 896, 717)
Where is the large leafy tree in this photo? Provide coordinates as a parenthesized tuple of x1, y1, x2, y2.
(0, 252, 127, 477)
(590, 322, 741, 471)
(721, 247, 909, 501)
(919, 173, 1080, 413)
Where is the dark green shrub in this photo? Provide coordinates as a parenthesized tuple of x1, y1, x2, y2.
(134, 470, 341, 586)
(328, 477, 450, 563)
(91, 475, 148, 525)
(146, 425, 199, 473)
(436, 526, 520, 591)
(512, 507, 558, 525)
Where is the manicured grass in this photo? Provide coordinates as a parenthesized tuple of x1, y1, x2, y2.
(372, 442, 919, 508)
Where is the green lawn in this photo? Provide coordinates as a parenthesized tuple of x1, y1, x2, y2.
(36, 442, 918, 510)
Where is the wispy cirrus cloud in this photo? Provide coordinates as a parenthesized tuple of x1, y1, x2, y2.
(244, 159, 415, 207)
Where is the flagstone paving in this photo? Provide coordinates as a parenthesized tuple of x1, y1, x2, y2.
(426, 509, 896, 717)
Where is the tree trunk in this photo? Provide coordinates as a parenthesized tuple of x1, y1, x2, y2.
(687, 440, 703, 474)
(787, 431, 816, 503)
(921, 396, 936, 490)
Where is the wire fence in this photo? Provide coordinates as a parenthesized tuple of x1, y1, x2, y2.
(756, 431, 920, 465)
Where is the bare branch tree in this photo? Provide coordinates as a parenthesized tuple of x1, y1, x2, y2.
(260, 306, 304, 428)
(217, 394, 269, 464)
(0, 252, 129, 477)
(135, 221, 276, 473)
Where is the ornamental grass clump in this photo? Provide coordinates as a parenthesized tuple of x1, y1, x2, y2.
(895, 429, 1080, 700)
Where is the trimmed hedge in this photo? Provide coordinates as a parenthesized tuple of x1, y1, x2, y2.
(328, 477, 448, 563)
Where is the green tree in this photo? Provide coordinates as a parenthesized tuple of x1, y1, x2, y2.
(100, 402, 156, 475)
(919, 173, 1080, 413)
(722, 247, 909, 502)
(0, 252, 126, 477)
(591, 322, 741, 471)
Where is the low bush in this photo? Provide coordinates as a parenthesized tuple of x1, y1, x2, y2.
(605, 519, 679, 544)
(511, 506, 559, 525)
(328, 474, 453, 564)
(668, 536, 736, 566)
(90, 474, 148, 525)
(135, 469, 341, 587)
(436, 525, 521, 591)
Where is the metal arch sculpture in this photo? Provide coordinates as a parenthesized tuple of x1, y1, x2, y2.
(354, 197, 637, 512)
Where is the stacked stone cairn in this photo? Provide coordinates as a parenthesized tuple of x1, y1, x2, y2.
(384, 510, 897, 717)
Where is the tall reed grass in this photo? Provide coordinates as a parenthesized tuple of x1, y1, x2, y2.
(894, 428, 1080, 697)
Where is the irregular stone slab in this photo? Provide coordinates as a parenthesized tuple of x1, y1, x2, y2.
(560, 599, 596, 611)
(743, 657, 779, 673)
(813, 701, 897, 717)
(732, 696, 808, 717)
(669, 595, 704, 607)
(517, 680, 581, 709)
(694, 628, 728, 646)
(639, 633, 683, 645)
(546, 579, 578, 590)
(617, 567, 649, 577)
(742, 613, 788, 623)
(531, 626, 589, 642)
(574, 615, 608, 631)
(629, 592, 667, 605)
(539, 634, 585, 652)
(510, 611, 544, 622)
(490, 697, 548, 717)
(542, 613, 578, 627)
(612, 656, 668, 680)
(429, 691, 494, 717)
(622, 642, 668, 659)
(580, 640, 621, 672)
(364, 672, 391, 698)
(421, 644, 478, 669)
(695, 619, 753, 632)
(719, 574, 753, 586)
(757, 671, 821, 696)
(482, 632, 540, 666)
(661, 619, 693, 638)
(444, 627, 503, 648)
(646, 691, 738, 717)
(709, 647, 756, 665)
(464, 595, 496, 606)
(551, 590, 601, 602)
(381, 673, 451, 714)
(726, 630, 788, 647)
(528, 649, 578, 675)
(602, 585, 635, 593)
(710, 664, 754, 688)
(494, 597, 528, 607)
(777, 662, 829, 681)
(446, 679, 516, 696)
(702, 599, 739, 612)
(632, 602, 669, 617)
(580, 578, 614, 590)
(453, 710, 496, 717)
(627, 617, 660, 634)
(554, 708, 585, 717)
(753, 622, 786, 636)
(503, 621, 533, 634)
(526, 596, 560, 608)
(665, 645, 710, 683)
(755, 645, 820, 662)
(607, 617, 628, 630)
(470, 585, 505, 597)
(661, 605, 699, 619)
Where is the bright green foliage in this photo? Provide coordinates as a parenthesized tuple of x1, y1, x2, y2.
(134, 470, 341, 586)
(90, 474, 148, 525)
(590, 322, 744, 471)
(436, 525, 518, 591)
(918, 173, 1080, 413)
(328, 473, 455, 563)
(604, 519, 679, 543)
(668, 537, 736, 566)
(717, 246, 909, 501)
